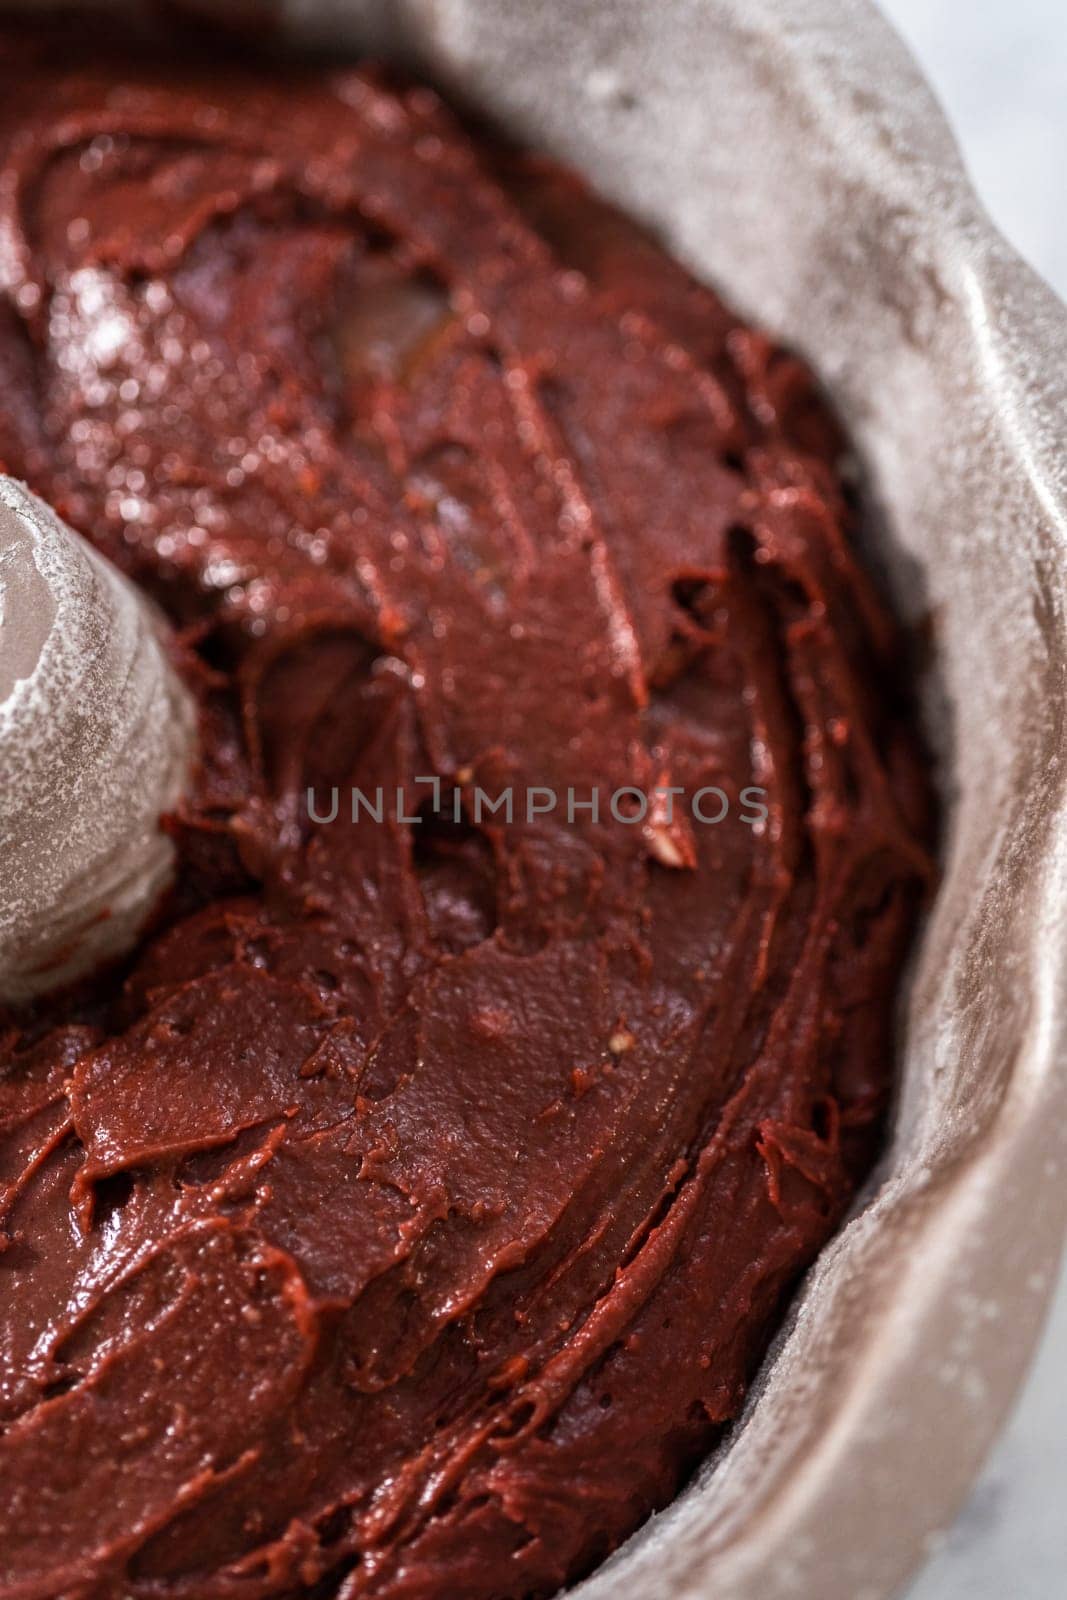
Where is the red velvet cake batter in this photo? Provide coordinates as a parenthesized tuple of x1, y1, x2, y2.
(0, 28, 932, 1600)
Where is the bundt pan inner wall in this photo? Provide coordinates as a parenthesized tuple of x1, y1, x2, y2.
(4, 2, 1067, 1597)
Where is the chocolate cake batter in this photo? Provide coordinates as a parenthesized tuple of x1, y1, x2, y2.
(0, 27, 932, 1600)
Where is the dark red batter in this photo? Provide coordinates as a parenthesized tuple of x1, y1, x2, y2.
(0, 27, 932, 1600)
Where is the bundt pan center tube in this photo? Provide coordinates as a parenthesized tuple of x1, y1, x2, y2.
(0, 479, 195, 1004)
(1, 3, 1066, 1600)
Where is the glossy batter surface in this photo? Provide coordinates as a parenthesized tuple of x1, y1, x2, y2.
(0, 29, 932, 1600)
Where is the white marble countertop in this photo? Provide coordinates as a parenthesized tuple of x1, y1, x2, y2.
(876, 4, 1067, 1595)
